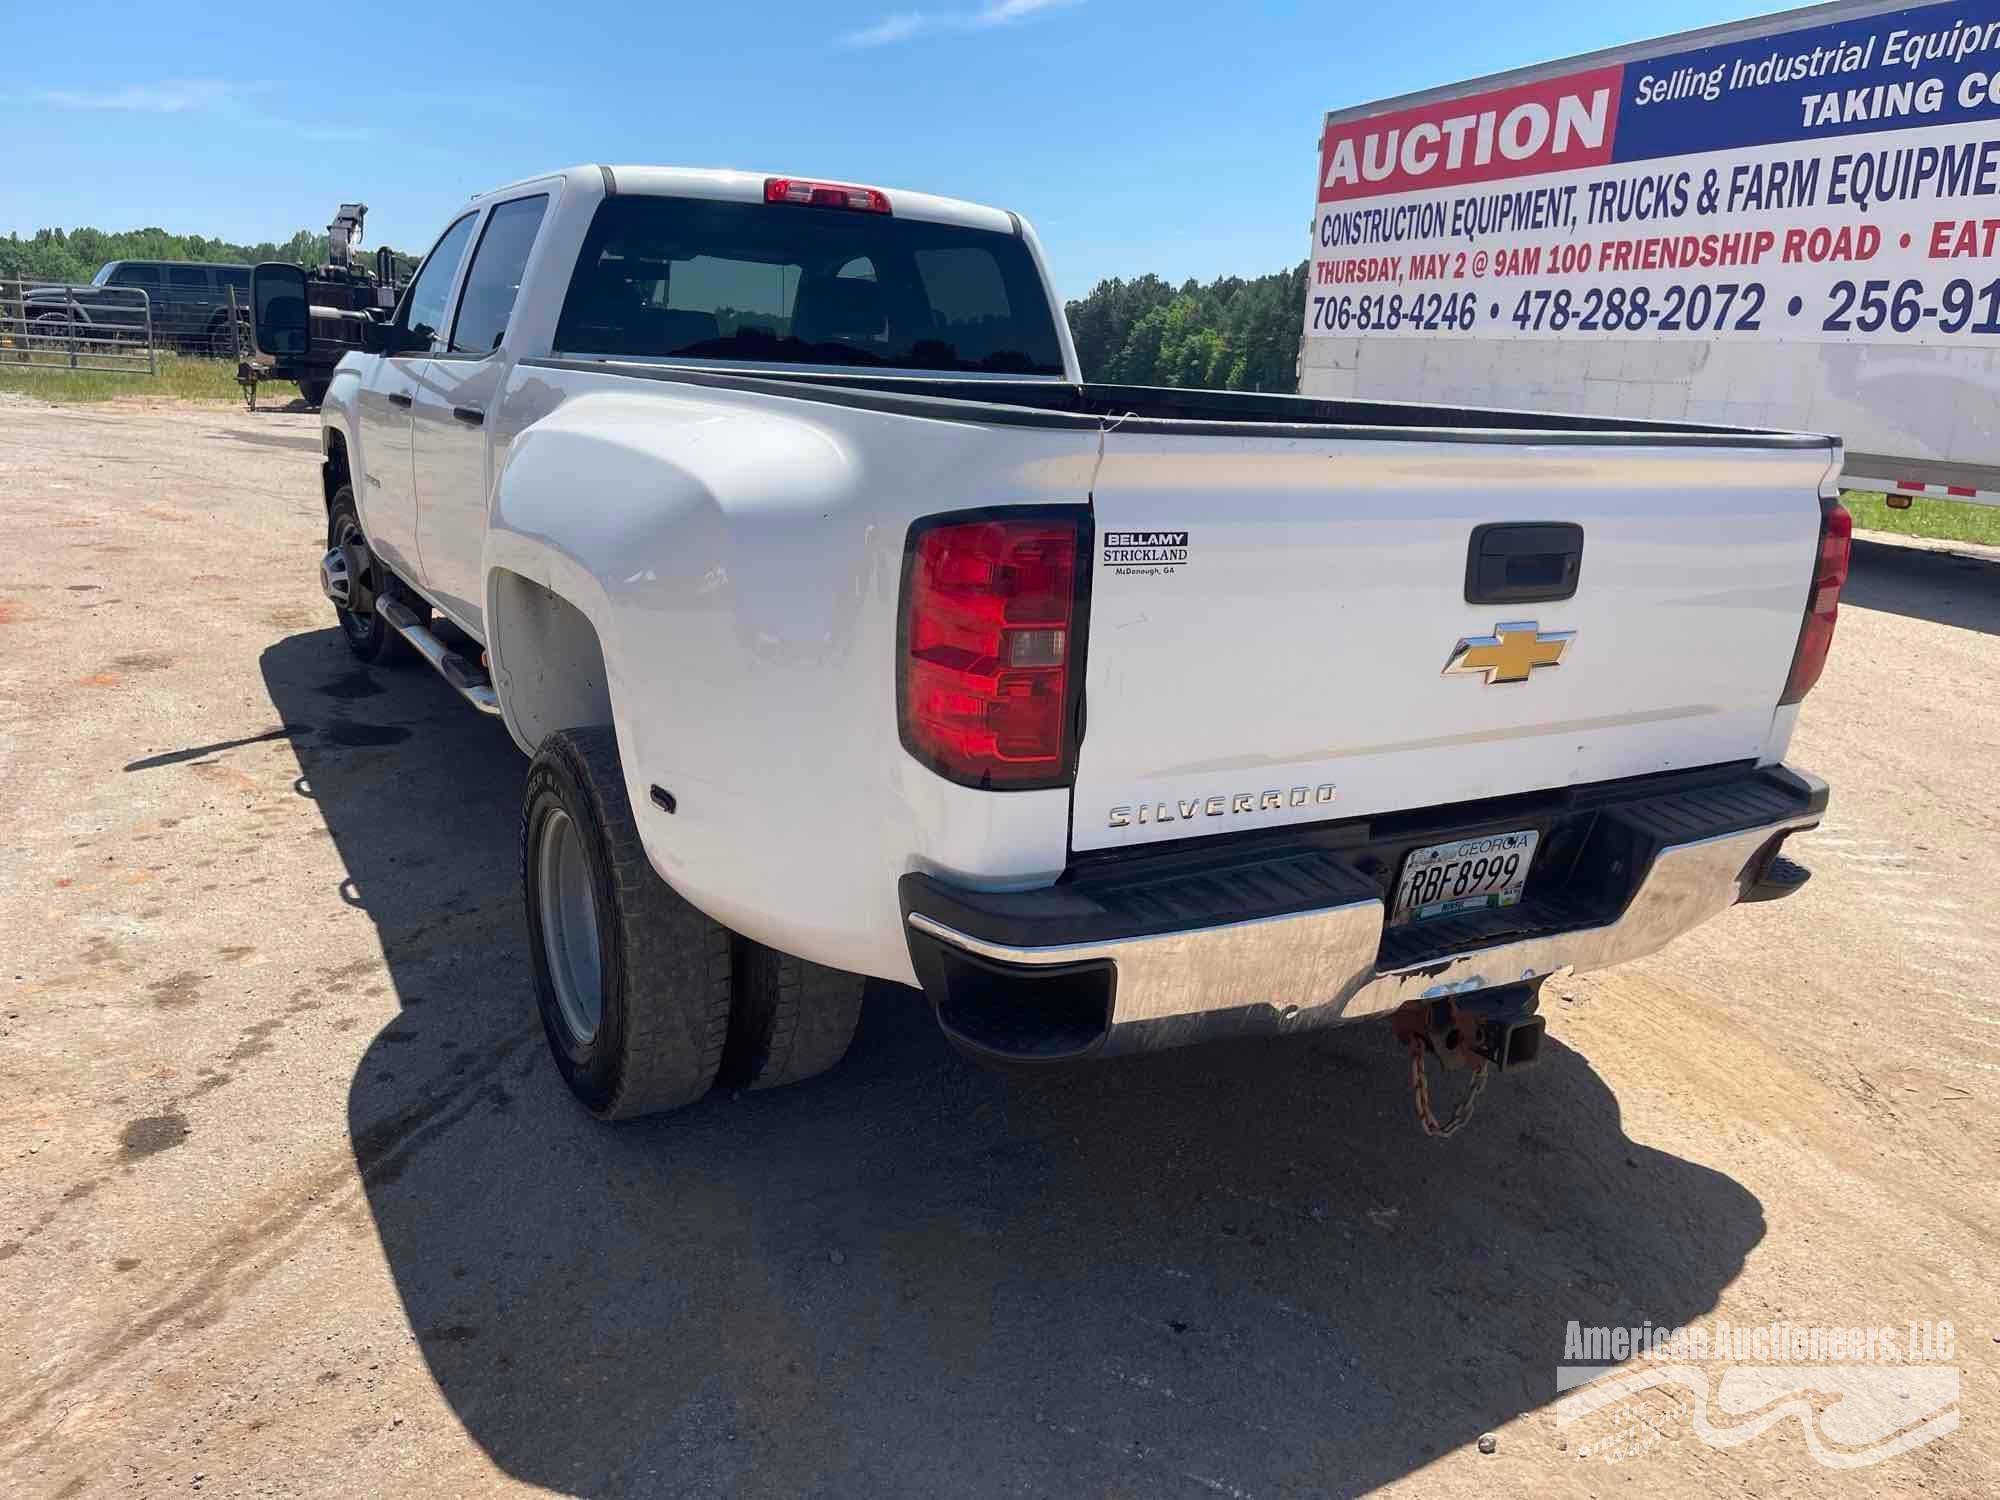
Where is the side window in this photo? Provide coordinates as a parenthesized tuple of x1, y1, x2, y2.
(397, 213, 479, 350)
(168, 267, 210, 292)
(216, 267, 250, 295)
(112, 265, 161, 288)
(448, 195, 550, 354)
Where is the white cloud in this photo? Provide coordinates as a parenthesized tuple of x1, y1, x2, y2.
(35, 79, 258, 113)
(973, 0, 1079, 24)
(843, 0, 1080, 48)
(31, 77, 375, 140)
(846, 11, 934, 46)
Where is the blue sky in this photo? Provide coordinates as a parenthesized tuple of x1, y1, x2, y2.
(6, 0, 1763, 299)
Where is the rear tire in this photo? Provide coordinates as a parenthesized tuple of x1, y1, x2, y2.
(721, 941, 865, 1092)
(298, 376, 329, 408)
(523, 727, 732, 1119)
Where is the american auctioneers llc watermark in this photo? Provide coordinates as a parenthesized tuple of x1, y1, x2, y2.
(1555, 1317, 1960, 1468)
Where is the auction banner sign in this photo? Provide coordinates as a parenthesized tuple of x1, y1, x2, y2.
(1306, 0, 2000, 343)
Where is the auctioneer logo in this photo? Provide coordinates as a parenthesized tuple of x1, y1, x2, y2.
(1556, 1316, 1960, 1468)
(1318, 67, 1622, 202)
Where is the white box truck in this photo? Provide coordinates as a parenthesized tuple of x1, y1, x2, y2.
(1299, 0, 2000, 506)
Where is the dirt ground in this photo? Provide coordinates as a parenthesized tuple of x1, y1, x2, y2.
(1, 391, 1996, 1499)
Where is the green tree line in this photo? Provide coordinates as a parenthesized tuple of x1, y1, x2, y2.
(1064, 261, 1306, 391)
(7, 223, 1311, 392)
(0, 226, 346, 284)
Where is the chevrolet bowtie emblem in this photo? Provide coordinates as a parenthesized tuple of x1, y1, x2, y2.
(1443, 621, 1574, 684)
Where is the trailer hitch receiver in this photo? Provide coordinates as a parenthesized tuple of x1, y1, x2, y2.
(1390, 985, 1545, 1139)
(1393, 986, 1546, 1074)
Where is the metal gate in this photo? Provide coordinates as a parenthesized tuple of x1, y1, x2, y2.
(1, 279, 156, 373)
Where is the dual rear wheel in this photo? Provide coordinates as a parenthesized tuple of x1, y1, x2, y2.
(328, 497, 863, 1119)
(522, 725, 865, 1119)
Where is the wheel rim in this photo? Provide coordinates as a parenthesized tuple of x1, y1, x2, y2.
(537, 809, 604, 1044)
(332, 516, 374, 644)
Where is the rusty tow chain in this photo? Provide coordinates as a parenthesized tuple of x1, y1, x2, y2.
(1405, 1032, 1489, 1139)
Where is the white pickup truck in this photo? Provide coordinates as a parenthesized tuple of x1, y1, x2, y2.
(252, 164, 1846, 1127)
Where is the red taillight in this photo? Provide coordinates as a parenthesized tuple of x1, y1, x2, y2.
(763, 177, 891, 213)
(900, 515, 1084, 789)
(1780, 498, 1852, 705)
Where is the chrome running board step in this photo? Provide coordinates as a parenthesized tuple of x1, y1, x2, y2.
(376, 597, 502, 717)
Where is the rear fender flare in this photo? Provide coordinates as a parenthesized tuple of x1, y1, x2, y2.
(482, 536, 619, 759)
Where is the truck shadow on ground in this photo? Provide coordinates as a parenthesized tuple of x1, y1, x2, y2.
(262, 627, 1765, 1499)
(1843, 537, 2000, 636)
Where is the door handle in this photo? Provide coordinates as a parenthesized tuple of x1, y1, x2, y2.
(451, 405, 485, 427)
(388, 392, 412, 408)
(1465, 522, 1584, 605)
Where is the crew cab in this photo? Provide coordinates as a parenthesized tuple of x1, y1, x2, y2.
(252, 165, 1845, 1124)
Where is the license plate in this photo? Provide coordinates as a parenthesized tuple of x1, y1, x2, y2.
(1391, 830, 1539, 926)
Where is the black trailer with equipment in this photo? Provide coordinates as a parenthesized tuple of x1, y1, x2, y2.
(239, 204, 409, 410)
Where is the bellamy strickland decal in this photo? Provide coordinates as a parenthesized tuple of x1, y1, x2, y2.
(1102, 530, 1189, 577)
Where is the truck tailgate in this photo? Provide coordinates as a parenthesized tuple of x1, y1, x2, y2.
(1072, 432, 1832, 852)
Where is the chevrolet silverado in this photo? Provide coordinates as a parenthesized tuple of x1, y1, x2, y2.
(250, 165, 1845, 1128)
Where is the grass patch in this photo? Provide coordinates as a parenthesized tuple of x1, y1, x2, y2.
(0, 352, 294, 405)
(1845, 490, 2000, 547)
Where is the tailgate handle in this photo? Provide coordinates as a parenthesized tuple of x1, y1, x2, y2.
(1465, 522, 1583, 605)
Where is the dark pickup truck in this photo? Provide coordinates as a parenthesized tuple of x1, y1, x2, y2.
(23, 260, 252, 354)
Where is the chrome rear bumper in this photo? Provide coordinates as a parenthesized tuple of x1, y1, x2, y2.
(902, 765, 1826, 1060)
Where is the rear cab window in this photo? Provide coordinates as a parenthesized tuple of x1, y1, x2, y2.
(449, 194, 550, 354)
(554, 195, 1064, 375)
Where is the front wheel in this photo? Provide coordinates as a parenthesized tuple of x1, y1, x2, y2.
(523, 727, 733, 1119)
(324, 486, 424, 663)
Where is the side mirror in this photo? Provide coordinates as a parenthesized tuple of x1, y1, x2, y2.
(250, 262, 310, 361)
(361, 319, 393, 353)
